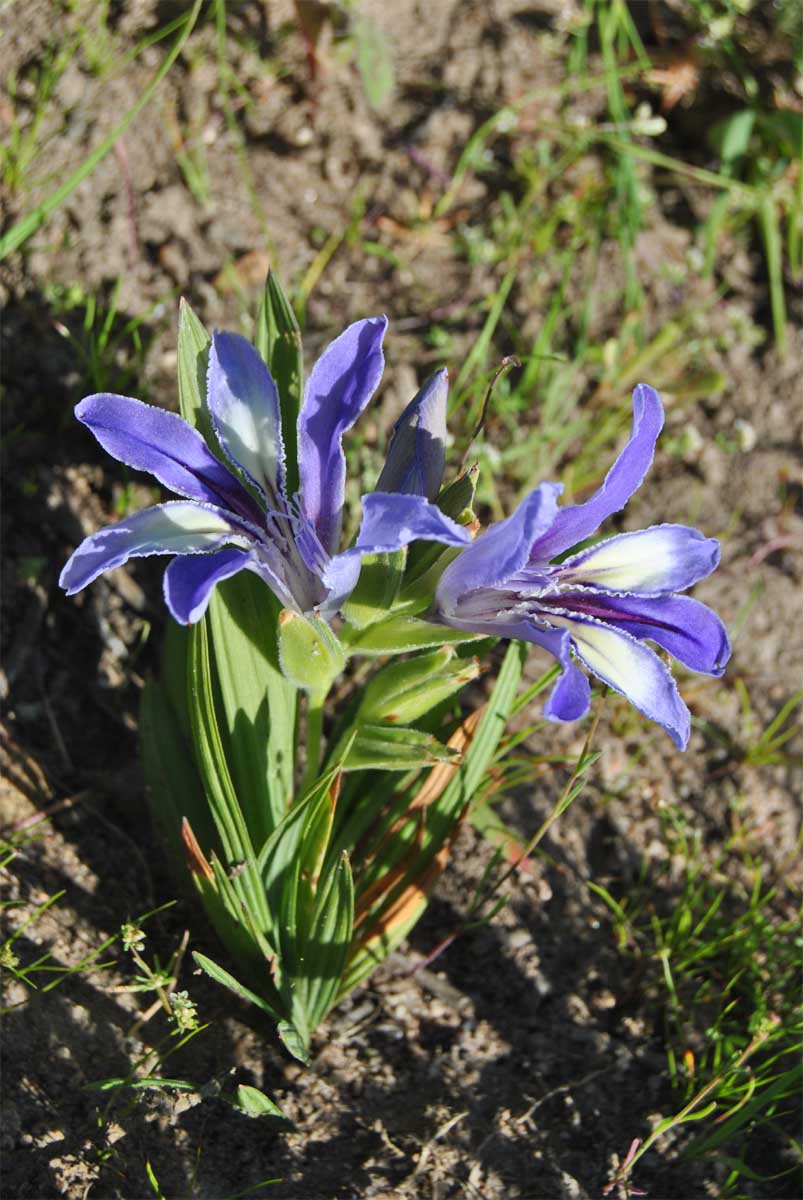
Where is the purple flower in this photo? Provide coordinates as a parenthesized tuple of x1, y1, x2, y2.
(60, 319, 469, 623)
(435, 384, 730, 748)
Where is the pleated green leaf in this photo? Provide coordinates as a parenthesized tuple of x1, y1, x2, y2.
(140, 675, 216, 880)
(187, 619, 269, 931)
(341, 723, 461, 771)
(342, 641, 527, 993)
(358, 645, 480, 725)
(341, 549, 406, 629)
(207, 574, 296, 844)
(303, 852, 354, 1028)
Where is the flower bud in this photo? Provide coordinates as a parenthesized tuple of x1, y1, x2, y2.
(375, 369, 448, 501)
(278, 610, 345, 696)
(359, 644, 480, 724)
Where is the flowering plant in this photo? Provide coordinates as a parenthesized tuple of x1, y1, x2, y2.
(61, 275, 728, 1059)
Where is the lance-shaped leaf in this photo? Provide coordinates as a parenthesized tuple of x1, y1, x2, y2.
(187, 619, 269, 931)
(340, 723, 462, 772)
(402, 464, 479, 594)
(186, 845, 285, 1006)
(207, 573, 296, 844)
(256, 768, 343, 1052)
(193, 951, 282, 1022)
(140, 671, 216, 885)
(341, 818, 457, 997)
(296, 851, 354, 1030)
(177, 298, 214, 443)
(227, 1084, 290, 1122)
(340, 549, 407, 629)
(344, 613, 485, 656)
(339, 640, 527, 995)
(358, 645, 481, 725)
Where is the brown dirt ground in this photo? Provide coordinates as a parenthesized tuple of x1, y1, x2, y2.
(1, 2, 801, 1198)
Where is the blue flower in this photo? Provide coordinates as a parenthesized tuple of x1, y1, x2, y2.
(435, 385, 730, 748)
(60, 319, 469, 623)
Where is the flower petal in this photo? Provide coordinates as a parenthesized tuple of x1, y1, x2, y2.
(436, 484, 562, 616)
(530, 384, 664, 562)
(163, 547, 251, 624)
(552, 592, 730, 676)
(548, 613, 690, 748)
(74, 393, 258, 519)
(59, 502, 248, 595)
(353, 491, 472, 555)
(207, 332, 285, 501)
(433, 609, 592, 722)
(298, 316, 387, 555)
(528, 625, 592, 722)
(559, 525, 721, 594)
(322, 491, 471, 612)
(375, 368, 448, 500)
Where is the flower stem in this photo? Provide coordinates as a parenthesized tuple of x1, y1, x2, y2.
(302, 692, 325, 796)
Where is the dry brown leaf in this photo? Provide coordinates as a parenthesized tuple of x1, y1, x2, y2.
(648, 58, 701, 112)
(181, 817, 214, 881)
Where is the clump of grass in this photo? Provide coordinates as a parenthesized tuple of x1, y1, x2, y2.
(592, 801, 802, 1195)
(46, 279, 165, 398)
(0, 828, 119, 1006)
(0, 1, 205, 260)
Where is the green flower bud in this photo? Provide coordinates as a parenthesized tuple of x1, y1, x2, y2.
(278, 610, 345, 696)
(359, 645, 480, 724)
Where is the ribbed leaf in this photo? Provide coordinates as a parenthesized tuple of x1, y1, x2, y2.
(342, 641, 527, 992)
(359, 646, 479, 725)
(342, 723, 461, 771)
(187, 620, 268, 931)
(341, 549, 406, 629)
(207, 574, 296, 844)
(256, 768, 345, 1052)
(303, 852, 354, 1027)
(140, 677, 216, 880)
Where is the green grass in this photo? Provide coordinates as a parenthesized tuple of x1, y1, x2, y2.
(592, 801, 802, 1196)
(44, 279, 168, 397)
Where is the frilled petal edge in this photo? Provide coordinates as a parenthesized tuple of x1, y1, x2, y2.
(530, 383, 663, 562)
(74, 392, 259, 519)
(321, 491, 472, 614)
(298, 316, 387, 556)
(562, 591, 731, 676)
(548, 612, 691, 748)
(59, 502, 250, 595)
(559, 524, 721, 594)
